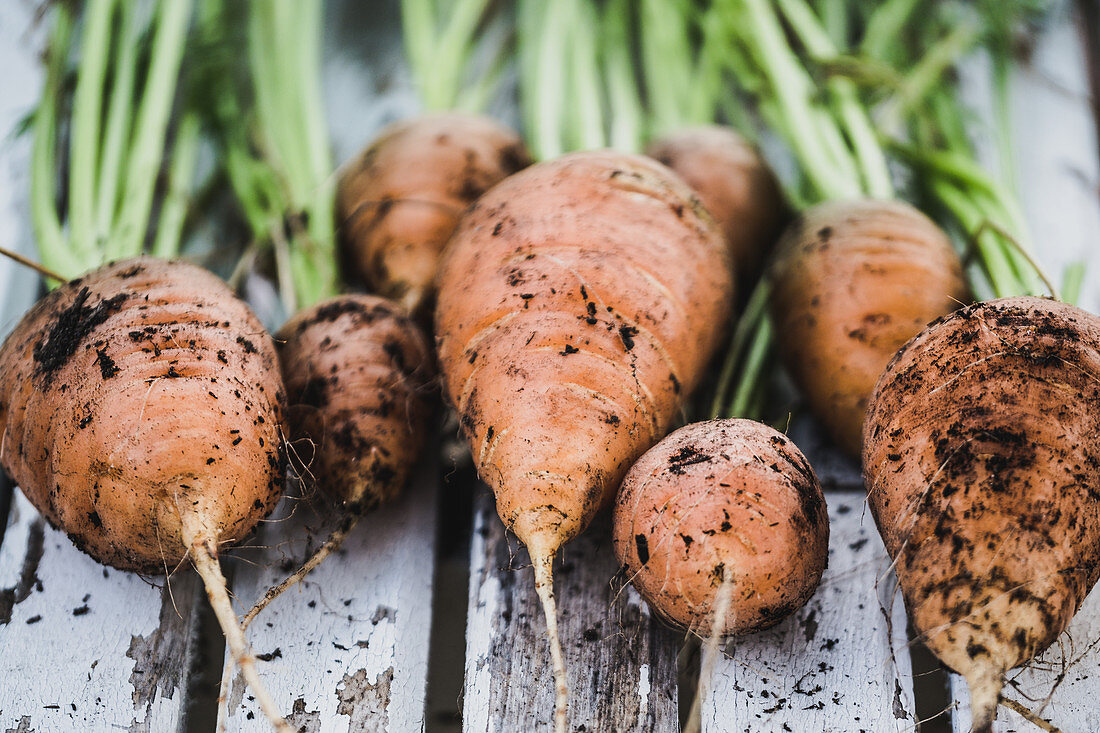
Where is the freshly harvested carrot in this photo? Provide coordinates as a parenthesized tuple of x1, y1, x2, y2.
(243, 293, 434, 610)
(864, 296, 1100, 732)
(213, 293, 434, 728)
(770, 198, 969, 455)
(336, 112, 531, 315)
(0, 257, 291, 732)
(613, 418, 828, 636)
(435, 150, 733, 731)
(278, 294, 433, 510)
(647, 125, 787, 287)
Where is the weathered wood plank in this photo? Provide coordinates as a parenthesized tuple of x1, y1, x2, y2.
(703, 490, 915, 733)
(463, 488, 680, 732)
(0, 5, 202, 731)
(0, 490, 201, 733)
(949, 5, 1100, 731)
(220, 457, 439, 732)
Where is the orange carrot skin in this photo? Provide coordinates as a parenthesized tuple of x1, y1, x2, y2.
(614, 418, 828, 636)
(276, 294, 434, 510)
(0, 258, 287, 573)
(648, 125, 787, 287)
(770, 198, 969, 456)
(336, 113, 532, 314)
(864, 296, 1100, 718)
(435, 150, 733, 555)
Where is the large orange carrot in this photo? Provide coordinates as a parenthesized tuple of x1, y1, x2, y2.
(0, 258, 292, 731)
(434, 150, 733, 730)
(864, 296, 1100, 731)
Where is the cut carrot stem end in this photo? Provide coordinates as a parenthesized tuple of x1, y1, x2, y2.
(184, 522, 292, 733)
(532, 550, 568, 733)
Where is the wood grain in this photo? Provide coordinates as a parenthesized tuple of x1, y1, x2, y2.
(0, 490, 201, 732)
(703, 490, 915, 733)
(220, 457, 439, 732)
(463, 488, 681, 732)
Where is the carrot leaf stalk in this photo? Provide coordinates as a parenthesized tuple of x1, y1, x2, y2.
(246, 0, 338, 312)
(31, 0, 198, 281)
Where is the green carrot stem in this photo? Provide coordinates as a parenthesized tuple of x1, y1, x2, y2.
(932, 181, 1023, 297)
(429, 0, 491, 110)
(710, 278, 772, 419)
(298, 0, 332, 188)
(860, 0, 920, 62)
(569, 0, 606, 151)
(602, 0, 645, 151)
(1062, 263, 1085, 306)
(456, 26, 511, 113)
(95, 1, 140, 243)
(728, 313, 774, 419)
(734, 0, 862, 200)
(775, 0, 893, 197)
(640, 0, 697, 137)
(113, 0, 194, 260)
(31, 6, 74, 280)
(69, 0, 114, 264)
(401, 0, 436, 106)
(152, 112, 201, 259)
(520, 0, 568, 159)
(892, 19, 981, 122)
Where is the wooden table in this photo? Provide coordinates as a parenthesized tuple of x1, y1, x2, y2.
(1, 1, 1098, 731)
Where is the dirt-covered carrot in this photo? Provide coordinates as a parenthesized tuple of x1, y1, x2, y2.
(613, 418, 828, 636)
(242, 294, 434, 611)
(336, 113, 531, 315)
(647, 125, 787, 287)
(212, 294, 435, 728)
(864, 296, 1100, 731)
(0, 258, 291, 732)
(435, 150, 733, 730)
(769, 198, 970, 455)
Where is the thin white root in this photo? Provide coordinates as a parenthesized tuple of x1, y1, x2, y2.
(999, 697, 1061, 733)
(967, 664, 1004, 733)
(685, 565, 735, 733)
(241, 513, 362, 630)
(216, 652, 233, 732)
(216, 513, 362, 729)
(532, 551, 568, 733)
(185, 525, 292, 733)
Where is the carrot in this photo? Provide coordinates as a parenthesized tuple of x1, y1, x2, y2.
(613, 417, 828, 637)
(647, 125, 787, 288)
(210, 294, 434, 728)
(863, 296, 1100, 731)
(434, 150, 733, 730)
(242, 294, 434, 615)
(769, 198, 970, 455)
(336, 113, 531, 316)
(0, 257, 292, 732)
